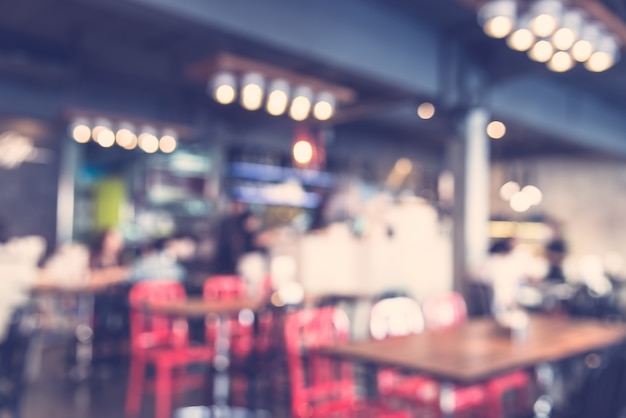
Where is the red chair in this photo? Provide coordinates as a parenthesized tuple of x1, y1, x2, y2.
(203, 275, 254, 359)
(125, 281, 213, 418)
(422, 292, 532, 418)
(284, 307, 410, 418)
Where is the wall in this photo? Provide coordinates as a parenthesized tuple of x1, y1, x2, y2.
(491, 157, 626, 277)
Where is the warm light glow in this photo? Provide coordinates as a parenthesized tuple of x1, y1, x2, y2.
(479, 0, 516, 39)
(215, 85, 236, 105)
(159, 135, 177, 153)
(507, 28, 535, 52)
(510, 191, 532, 213)
(548, 51, 574, 72)
(211, 72, 237, 104)
(487, 121, 506, 139)
(572, 39, 594, 62)
(484, 15, 515, 39)
(292, 140, 314, 164)
(72, 124, 91, 143)
(241, 83, 264, 111)
(522, 185, 543, 205)
(313, 92, 336, 121)
(91, 125, 106, 142)
(97, 129, 115, 148)
(552, 27, 576, 51)
(266, 80, 290, 116)
(531, 13, 558, 37)
(417, 102, 436, 119)
(528, 40, 554, 63)
(585, 51, 616, 72)
(289, 87, 313, 121)
(394, 158, 413, 175)
(139, 133, 159, 153)
(116, 129, 136, 148)
(499, 181, 520, 201)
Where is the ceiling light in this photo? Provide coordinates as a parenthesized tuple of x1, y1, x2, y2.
(97, 128, 115, 148)
(266, 79, 290, 116)
(138, 127, 159, 153)
(585, 33, 620, 72)
(293, 140, 314, 164)
(521, 185, 543, 205)
(510, 191, 532, 213)
(91, 118, 111, 143)
(528, 40, 555, 63)
(241, 72, 265, 111)
(529, 0, 563, 38)
(115, 128, 136, 149)
(159, 130, 177, 153)
(507, 16, 536, 52)
(210, 71, 237, 105)
(572, 22, 601, 62)
(70, 120, 91, 143)
(487, 120, 506, 139)
(551, 10, 584, 50)
(313, 92, 336, 121)
(479, 0, 517, 39)
(500, 181, 520, 201)
(417, 102, 436, 119)
(289, 86, 313, 121)
(548, 51, 574, 72)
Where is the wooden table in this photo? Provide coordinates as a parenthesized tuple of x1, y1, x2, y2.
(142, 297, 267, 317)
(323, 314, 626, 416)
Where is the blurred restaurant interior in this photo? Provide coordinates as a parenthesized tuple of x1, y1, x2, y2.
(3, 0, 626, 417)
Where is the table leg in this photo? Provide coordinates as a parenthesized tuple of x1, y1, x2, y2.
(439, 382, 455, 418)
(212, 314, 231, 415)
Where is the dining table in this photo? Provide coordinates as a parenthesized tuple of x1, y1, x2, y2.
(140, 296, 270, 417)
(322, 314, 626, 418)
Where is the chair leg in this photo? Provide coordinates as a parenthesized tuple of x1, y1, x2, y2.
(125, 357, 145, 418)
(155, 364, 173, 418)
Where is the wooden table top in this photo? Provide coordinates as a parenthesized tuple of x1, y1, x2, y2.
(140, 297, 267, 317)
(323, 314, 626, 384)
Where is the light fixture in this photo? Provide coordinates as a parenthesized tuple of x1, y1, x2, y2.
(500, 181, 521, 201)
(91, 118, 111, 143)
(266, 79, 290, 116)
(529, 0, 562, 38)
(507, 15, 536, 52)
(313, 92, 336, 121)
(547, 50, 574, 72)
(97, 128, 115, 148)
(116, 122, 137, 149)
(585, 33, 620, 72)
(521, 185, 543, 205)
(70, 119, 91, 144)
(417, 102, 436, 119)
(572, 22, 601, 62)
(159, 130, 177, 153)
(487, 120, 506, 139)
(551, 9, 584, 51)
(479, 0, 517, 39)
(289, 86, 313, 121)
(510, 191, 532, 212)
(138, 127, 159, 154)
(293, 140, 314, 164)
(240, 72, 265, 111)
(210, 71, 237, 105)
(528, 39, 555, 62)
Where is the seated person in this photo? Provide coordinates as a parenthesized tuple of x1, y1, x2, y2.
(544, 239, 568, 284)
(130, 238, 186, 283)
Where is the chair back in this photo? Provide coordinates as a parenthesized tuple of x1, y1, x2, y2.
(369, 296, 424, 340)
(421, 292, 468, 330)
(128, 280, 188, 352)
(284, 307, 355, 417)
(203, 275, 248, 299)
(203, 275, 253, 355)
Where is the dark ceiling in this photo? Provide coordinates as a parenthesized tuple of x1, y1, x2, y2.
(0, 0, 623, 160)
